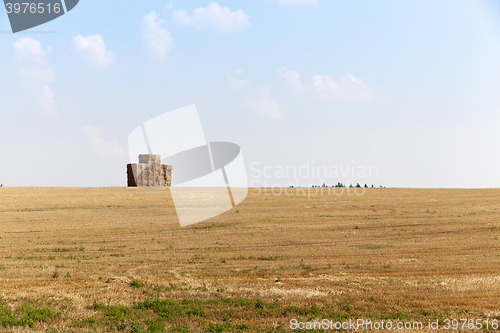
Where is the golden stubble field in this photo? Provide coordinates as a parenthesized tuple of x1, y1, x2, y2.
(0, 187, 499, 332)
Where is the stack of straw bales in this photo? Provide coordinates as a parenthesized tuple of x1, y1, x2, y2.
(127, 154, 173, 187)
(162, 165, 173, 187)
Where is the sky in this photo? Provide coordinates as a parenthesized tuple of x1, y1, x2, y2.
(0, 0, 500, 188)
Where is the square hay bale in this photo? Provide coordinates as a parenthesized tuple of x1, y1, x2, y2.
(128, 155, 172, 187)
(126, 164, 138, 187)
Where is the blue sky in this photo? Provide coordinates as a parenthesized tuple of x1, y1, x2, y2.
(0, 0, 500, 187)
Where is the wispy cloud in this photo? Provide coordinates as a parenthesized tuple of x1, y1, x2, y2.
(142, 11, 175, 60)
(279, 0, 318, 4)
(244, 85, 282, 120)
(83, 125, 124, 158)
(73, 34, 115, 68)
(281, 69, 375, 103)
(174, 2, 250, 32)
(227, 69, 251, 90)
(13, 37, 57, 116)
(282, 69, 303, 93)
(164, 2, 174, 11)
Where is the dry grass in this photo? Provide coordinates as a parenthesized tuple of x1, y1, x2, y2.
(0, 187, 499, 332)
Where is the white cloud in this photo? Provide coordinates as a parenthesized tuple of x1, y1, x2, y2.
(13, 37, 44, 57)
(227, 69, 251, 90)
(174, 2, 250, 32)
(282, 69, 303, 93)
(279, 0, 318, 3)
(244, 86, 282, 120)
(73, 34, 115, 68)
(227, 75, 251, 90)
(142, 11, 175, 60)
(311, 74, 374, 102)
(83, 125, 124, 158)
(34, 85, 57, 115)
(282, 69, 375, 102)
(164, 2, 174, 10)
(13, 37, 57, 116)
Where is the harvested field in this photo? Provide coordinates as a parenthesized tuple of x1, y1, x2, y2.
(0, 187, 499, 332)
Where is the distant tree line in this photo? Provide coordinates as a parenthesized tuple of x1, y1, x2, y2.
(289, 183, 385, 188)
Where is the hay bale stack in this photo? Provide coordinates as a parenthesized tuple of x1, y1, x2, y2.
(127, 154, 173, 188)
(138, 154, 161, 165)
(162, 165, 173, 187)
(126, 164, 138, 187)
